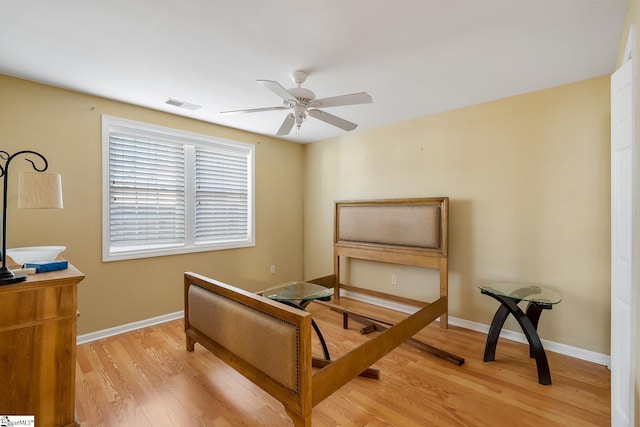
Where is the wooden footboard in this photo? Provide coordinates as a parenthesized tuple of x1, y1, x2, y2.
(184, 272, 314, 426)
(184, 271, 455, 426)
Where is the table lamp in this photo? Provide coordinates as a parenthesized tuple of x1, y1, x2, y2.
(0, 150, 63, 285)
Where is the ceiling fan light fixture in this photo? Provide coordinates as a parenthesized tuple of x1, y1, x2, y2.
(222, 71, 372, 136)
(293, 105, 306, 128)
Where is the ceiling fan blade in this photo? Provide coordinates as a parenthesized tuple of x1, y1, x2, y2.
(258, 80, 297, 102)
(312, 92, 372, 108)
(221, 106, 289, 114)
(277, 114, 296, 136)
(308, 109, 357, 131)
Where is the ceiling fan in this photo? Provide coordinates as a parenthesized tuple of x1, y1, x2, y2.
(221, 71, 372, 136)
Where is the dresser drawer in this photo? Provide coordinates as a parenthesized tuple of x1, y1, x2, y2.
(0, 283, 76, 330)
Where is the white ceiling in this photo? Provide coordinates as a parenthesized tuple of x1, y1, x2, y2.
(0, 0, 628, 143)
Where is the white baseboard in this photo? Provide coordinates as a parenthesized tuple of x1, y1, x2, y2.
(76, 311, 184, 345)
(77, 292, 611, 368)
(341, 290, 611, 367)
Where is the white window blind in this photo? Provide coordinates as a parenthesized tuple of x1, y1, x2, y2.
(102, 115, 255, 261)
(109, 135, 186, 250)
(195, 149, 249, 243)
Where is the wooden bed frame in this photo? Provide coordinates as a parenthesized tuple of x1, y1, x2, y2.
(184, 197, 457, 426)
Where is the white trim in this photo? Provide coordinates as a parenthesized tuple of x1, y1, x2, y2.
(447, 316, 610, 367)
(76, 291, 611, 367)
(76, 310, 184, 345)
(341, 289, 610, 366)
(341, 289, 424, 314)
(101, 114, 256, 262)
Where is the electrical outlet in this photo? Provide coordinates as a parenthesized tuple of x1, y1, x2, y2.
(270, 265, 276, 274)
(391, 275, 398, 285)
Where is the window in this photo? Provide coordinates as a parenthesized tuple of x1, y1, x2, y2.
(102, 115, 255, 261)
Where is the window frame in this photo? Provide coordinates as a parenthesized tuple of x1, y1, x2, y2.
(102, 115, 255, 261)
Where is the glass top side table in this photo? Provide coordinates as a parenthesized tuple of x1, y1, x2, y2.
(478, 283, 561, 307)
(478, 282, 562, 385)
(264, 281, 334, 305)
(263, 281, 334, 360)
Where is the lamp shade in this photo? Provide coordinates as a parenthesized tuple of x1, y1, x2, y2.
(18, 172, 63, 209)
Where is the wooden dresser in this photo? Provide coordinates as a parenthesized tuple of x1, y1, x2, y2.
(0, 264, 84, 427)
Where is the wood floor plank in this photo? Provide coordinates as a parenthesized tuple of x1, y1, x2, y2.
(76, 299, 610, 426)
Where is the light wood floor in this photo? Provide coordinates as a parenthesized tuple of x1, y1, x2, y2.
(75, 300, 611, 426)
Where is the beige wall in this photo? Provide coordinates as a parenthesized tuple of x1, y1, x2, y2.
(0, 71, 613, 355)
(618, 0, 640, 420)
(303, 76, 611, 355)
(0, 75, 305, 335)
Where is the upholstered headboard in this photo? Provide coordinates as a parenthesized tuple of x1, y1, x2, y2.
(335, 198, 447, 257)
(333, 197, 449, 327)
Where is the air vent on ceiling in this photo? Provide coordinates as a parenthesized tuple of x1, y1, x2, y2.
(165, 98, 201, 110)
